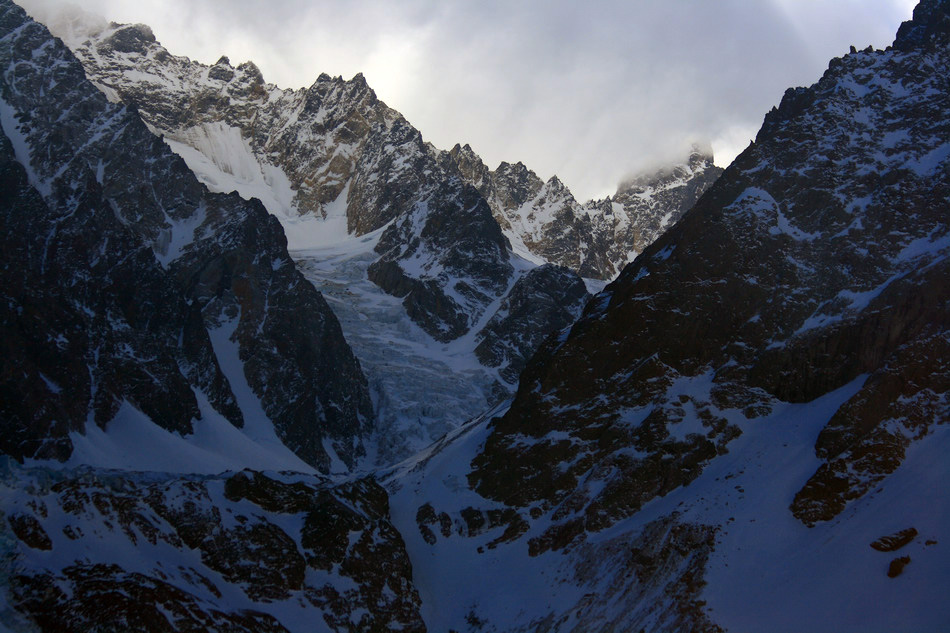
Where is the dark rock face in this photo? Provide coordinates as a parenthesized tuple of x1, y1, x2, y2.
(412, 500, 528, 552)
(790, 322, 950, 525)
(7, 513, 52, 551)
(75, 25, 402, 228)
(444, 142, 492, 193)
(0, 107, 236, 462)
(368, 178, 513, 342)
(471, 0, 950, 542)
(606, 147, 724, 273)
(0, 1, 373, 471)
(894, 0, 950, 50)
(14, 566, 292, 633)
(887, 556, 911, 578)
(475, 264, 590, 384)
(485, 160, 546, 214)
(3, 467, 425, 632)
(870, 527, 919, 552)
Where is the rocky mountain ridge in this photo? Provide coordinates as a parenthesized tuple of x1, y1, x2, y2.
(17, 11, 611, 461)
(456, 0, 950, 627)
(53, 15, 725, 438)
(58, 20, 544, 336)
(0, 0, 373, 473)
(2, 463, 426, 631)
(32, 13, 613, 451)
(446, 141, 723, 279)
(67, 17, 719, 286)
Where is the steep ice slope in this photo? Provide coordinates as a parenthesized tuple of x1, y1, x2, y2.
(157, 122, 301, 243)
(290, 214, 590, 467)
(292, 228, 511, 467)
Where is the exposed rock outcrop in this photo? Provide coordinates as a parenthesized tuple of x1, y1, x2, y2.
(475, 264, 590, 384)
(3, 466, 426, 632)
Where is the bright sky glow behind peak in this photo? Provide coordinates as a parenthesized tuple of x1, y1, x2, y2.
(17, 0, 917, 200)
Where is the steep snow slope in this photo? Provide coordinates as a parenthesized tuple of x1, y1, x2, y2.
(380, 2, 950, 631)
(60, 18, 600, 377)
(44, 16, 600, 465)
(451, 2, 950, 629)
(5, 1, 949, 632)
(383, 376, 950, 632)
(290, 218, 591, 467)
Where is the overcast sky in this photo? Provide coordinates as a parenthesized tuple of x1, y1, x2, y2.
(18, 0, 917, 200)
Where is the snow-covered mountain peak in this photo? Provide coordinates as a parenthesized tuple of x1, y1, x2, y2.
(542, 173, 569, 195)
(41, 10, 602, 471)
(616, 142, 716, 194)
(62, 13, 723, 289)
(3, 1, 950, 631)
(440, 139, 724, 279)
(306, 70, 376, 102)
(0, 0, 375, 473)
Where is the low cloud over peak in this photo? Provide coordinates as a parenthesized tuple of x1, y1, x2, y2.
(17, 0, 915, 200)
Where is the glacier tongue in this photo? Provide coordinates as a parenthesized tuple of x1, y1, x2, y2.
(292, 231, 501, 468)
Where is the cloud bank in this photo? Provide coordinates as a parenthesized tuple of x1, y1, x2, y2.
(17, 0, 916, 200)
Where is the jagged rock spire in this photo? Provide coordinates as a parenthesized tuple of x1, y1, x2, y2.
(894, 0, 950, 50)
